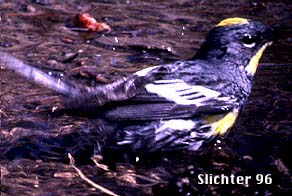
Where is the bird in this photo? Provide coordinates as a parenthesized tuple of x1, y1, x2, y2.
(99, 17, 274, 153)
(0, 17, 274, 154)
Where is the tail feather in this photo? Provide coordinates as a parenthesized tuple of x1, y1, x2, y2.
(0, 51, 80, 97)
(0, 51, 148, 108)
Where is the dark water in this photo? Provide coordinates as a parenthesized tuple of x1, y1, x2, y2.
(1, 0, 292, 195)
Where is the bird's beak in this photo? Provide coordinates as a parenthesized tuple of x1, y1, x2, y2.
(245, 25, 276, 77)
(245, 41, 272, 77)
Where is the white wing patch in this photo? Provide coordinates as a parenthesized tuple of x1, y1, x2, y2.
(156, 119, 197, 133)
(145, 79, 227, 106)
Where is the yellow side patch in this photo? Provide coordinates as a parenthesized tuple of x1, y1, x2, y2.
(205, 109, 239, 135)
(216, 17, 249, 27)
(245, 42, 273, 76)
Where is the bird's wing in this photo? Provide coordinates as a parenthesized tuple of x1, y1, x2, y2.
(104, 63, 237, 121)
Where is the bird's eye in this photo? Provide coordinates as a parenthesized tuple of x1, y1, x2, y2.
(242, 33, 257, 48)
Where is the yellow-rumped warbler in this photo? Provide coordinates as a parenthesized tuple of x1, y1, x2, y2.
(0, 18, 274, 153)
(101, 17, 274, 152)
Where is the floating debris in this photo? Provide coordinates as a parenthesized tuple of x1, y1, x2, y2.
(73, 13, 111, 33)
(60, 37, 74, 44)
(62, 52, 78, 63)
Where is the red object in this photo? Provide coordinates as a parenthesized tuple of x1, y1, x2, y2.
(75, 13, 111, 32)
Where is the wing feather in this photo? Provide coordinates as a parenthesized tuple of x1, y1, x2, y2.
(104, 62, 237, 121)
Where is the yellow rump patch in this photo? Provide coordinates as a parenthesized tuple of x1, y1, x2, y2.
(216, 17, 249, 27)
(205, 109, 239, 135)
(245, 42, 273, 76)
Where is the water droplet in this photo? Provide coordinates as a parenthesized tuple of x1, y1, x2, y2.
(48, 71, 52, 76)
(114, 36, 119, 43)
(166, 47, 172, 52)
(135, 156, 140, 162)
(181, 26, 186, 36)
(51, 106, 58, 113)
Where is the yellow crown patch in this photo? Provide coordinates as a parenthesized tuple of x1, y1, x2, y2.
(216, 17, 249, 27)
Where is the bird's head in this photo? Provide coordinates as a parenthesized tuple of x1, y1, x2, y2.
(193, 17, 274, 77)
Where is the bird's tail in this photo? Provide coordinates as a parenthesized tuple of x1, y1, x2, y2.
(0, 51, 147, 108)
(0, 51, 81, 97)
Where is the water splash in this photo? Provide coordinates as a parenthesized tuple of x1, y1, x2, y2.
(181, 26, 186, 36)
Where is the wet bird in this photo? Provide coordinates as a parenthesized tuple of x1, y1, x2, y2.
(0, 18, 274, 153)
